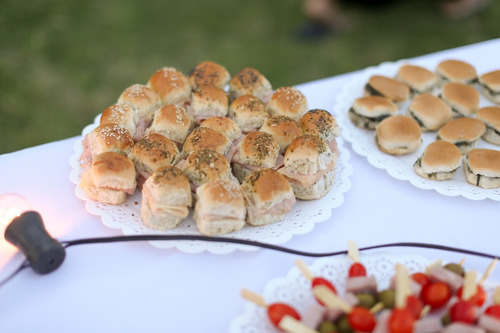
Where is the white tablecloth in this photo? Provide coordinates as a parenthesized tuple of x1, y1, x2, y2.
(1, 38, 499, 332)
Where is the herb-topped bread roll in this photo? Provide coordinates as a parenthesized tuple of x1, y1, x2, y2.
(479, 69, 500, 104)
(348, 96, 398, 130)
(228, 95, 270, 134)
(414, 140, 462, 180)
(364, 75, 410, 104)
(188, 61, 230, 90)
(267, 86, 308, 122)
(141, 166, 192, 230)
(190, 85, 228, 124)
(464, 148, 500, 189)
(406, 93, 453, 132)
(298, 109, 340, 157)
(437, 117, 486, 154)
(396, 64, 438, 94)
(375, 115, 422, 155)
(229, 68, 273, 104)
(477, 106, 500, 145)
(435, 59, 477, 85)
(260, 115, 302, 154)
(147, 67, 191, 106)
(146, 104, 191, 147)
(199, 116, 242, 143)
(181, 127, 232, 160)
(439, 82, 480, 117)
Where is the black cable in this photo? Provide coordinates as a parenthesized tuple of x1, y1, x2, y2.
(0, 259, 30, 289)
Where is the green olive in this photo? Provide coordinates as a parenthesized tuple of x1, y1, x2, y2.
(442, 312, 451, 326)
(444, 263, 465, 277)
(336, 314, 353, 333)
(318, 321, 337, 333)
(356, 293, 377, 309)
(377, 289, 395, 309)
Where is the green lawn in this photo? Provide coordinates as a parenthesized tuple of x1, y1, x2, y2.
(1, 0, 498, 153)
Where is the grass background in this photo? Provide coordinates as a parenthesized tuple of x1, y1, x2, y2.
(1, 0, 498, 154)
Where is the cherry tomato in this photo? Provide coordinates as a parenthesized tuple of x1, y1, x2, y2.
(449, 300, 476, 324)
(349, 262, 367, 277)
(388, 308, 415, 333)
(457, 285, 486, 307)
(485, 304, 500, 319)
(420, 281, 451, 310)
(411, 272, 430, 287)
(312, 277, 337, 306)
(267, 303, 301, 329)
(347, 306, 376, 332)
(406, 295, 424, 319)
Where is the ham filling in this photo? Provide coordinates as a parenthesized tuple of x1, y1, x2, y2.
(278, 158, 336, 188)
(247, 195, 296, 220)
(231, 148, 284, 171)
(142, 188, 189, 218)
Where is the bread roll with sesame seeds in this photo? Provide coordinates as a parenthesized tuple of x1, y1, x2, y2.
(267, 86, 308, 122)
(228, 95, 270, 133)
(260, 115, 302, 154)
(229, 68, 273, 103)
(100, 104, 137, 139)
(147, 67, 191, 106)
(146, 104, 191, 147)
(117, 84, 162, 122)
(188, 61, 231, 90)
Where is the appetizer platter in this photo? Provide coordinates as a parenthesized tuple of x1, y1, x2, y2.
(334, 59, 500, 201)
(69, 62, 353, 254)
(230, 249, 499, 333)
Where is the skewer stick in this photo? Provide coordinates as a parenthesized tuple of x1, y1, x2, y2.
(313, 285, 353, 313)
(420, 305, 431, 318)
(459, 257, 466, 266)
(241, 288, 268, 308)
(461, 270, 478, 301)
(370, 302, 385, 314)
(493, 287, 500, 305)
(348, 240, 360, 263)
(426, 259, 442, 274)
(479, 258, 498, 285)
(279, 315, 320, 333)
(394, 264, 411, 309)
(295, 259, 314, 281)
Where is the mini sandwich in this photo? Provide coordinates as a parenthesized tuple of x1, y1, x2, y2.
(241, 168, 295, 226)
(228, 68, 273, 104)
(228, 94, 270, 133)
(437, 117, 486, 154)
(231, 131, 281, 183)
(194, 179, 246, 236)
(375, 115, 422, 155)
(364, 75, 410, 104)
(128, 133, 180, 188)
(279, 134, 336, 200)
(266, 86, 308, 122)
(439, 82, 480, 117)
(348, 96, 398, 130)
(413, 140, 462, 180)
(117, 83, 162, 124)
(190, 85, 228, 124)
(396, 64, 438, 94)
(188, 61, 231, 90)
(100, 103, 137, 139)
(478, 69, 500, 104)
(259, 115, 302, 154)
(141, 166, 192, 230)
(181, 127, 232, 160)
(147, 67, 191, 106)
(80, 124, 134, 168)
(435, 59, 477, 85)
(464, 148, 500, 189)
(181, 148, 236, 194)
(477, 106, 500, 145)
(80, 151, 136, 205)
(299, 109, 340, 156)
(199, 116, 242, 143)
(146, 104, 191, 147)
(406, 93, 453, 131)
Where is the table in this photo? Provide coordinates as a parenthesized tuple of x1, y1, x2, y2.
(1, 38, 499, 332)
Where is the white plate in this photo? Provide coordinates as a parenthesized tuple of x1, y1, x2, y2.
(69, 114, 353, 254)
(334, 60, 500, 201)
(229, 253, 498, 332)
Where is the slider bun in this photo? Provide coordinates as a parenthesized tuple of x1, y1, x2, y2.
(141, 166, 192, 230)
(182, 149, 233, 187)
(188, 61, 231, 90)
(477, 106, 500, 145)
(406, 93, 453, 131)
(479, 70, 500, 104)
(191, 85, 229, 122)
(437, 117, 486, 154)
(199, 116, 242, 142)
(182, 127, 231, 157)
(147, 104, 191, 145)
(229, 68, 273, 103)
(100, 104, 137, 137)
(238, 131, 280, 168)
(260, 115, 302, 154)
(464, 148, 500, 189)
(117, 84, 162, 121)
(365, 75, 410, 103)
(267, 86, 308, 122)
(414, 140, 462, 180)
(80, 170, 127, 205)
(194, 179, 246, 235)
(241, 168, 295, 226)
(228, 95, 269, 133)
(375, 115, 422, 155)
(128, 133, 179, 177)
(396, 64, 438, 94)
(348, 96, 398, 130)
(289, 167, 335, 201)
(298, 109, 340, 143)
(147, 67, 191, 105)
(440, 82, 480, 117)
(436, 59, 477, 84)
(85, 124, 134, 161)
(284, 134, 334, 175)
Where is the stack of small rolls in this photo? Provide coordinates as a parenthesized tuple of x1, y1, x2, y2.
(79, 61, 341, 235)
(348, 59, 500, 189)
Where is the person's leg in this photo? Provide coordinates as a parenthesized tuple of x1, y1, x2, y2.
(440, 0, 491, 19)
